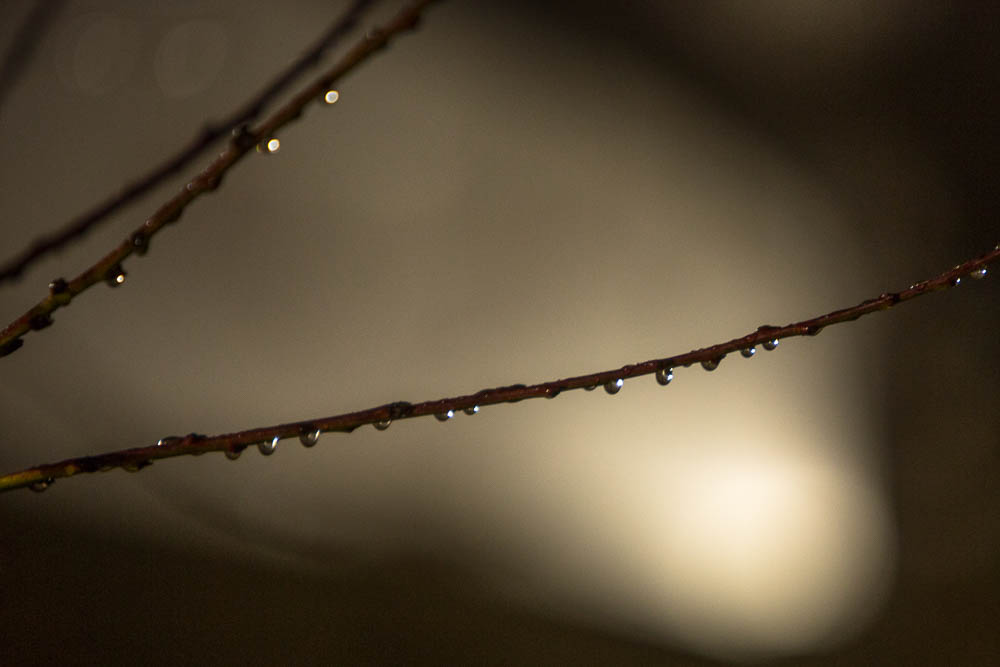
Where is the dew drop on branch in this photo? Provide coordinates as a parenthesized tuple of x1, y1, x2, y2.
(970, 267, 988, 280)
(655, 368, 673, 386)
(435, 410, 454, 422)
(224, 448, 242, 461)
(105, 265, 126, 288)
(258, 436, 278, 455)
(30, 478, 54, 493)
(257, 138, 280, 154)
(604, 378, 623, 395)
(701, 357, 721, 371)
(741, 347, 756, 358)
(763, 338, 779, 351)
(374, 419, 391, 431)
(299, 429, 320, 447)
(463, 405, 480, 415)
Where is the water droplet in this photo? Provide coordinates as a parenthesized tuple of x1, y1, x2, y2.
(257, 138, 280, 154)
(970, 267, 988, 280)
(224, 448, 242, 460)
(435, 410, 454, 422)
(157, 436, 182, 447)
(0, 339, 24, 357)
(258, 436, 278, 455)
(299, 429, 320, 447)
(374, 419, 391, 431)
(763, 338, 779, 351)
(583, 384, 597, 391)
(463, 405, 479, 415)
(29, 478, 54, 493)
(48, 278, 69, 295)
(701, 357, 721, 371)
(740, 347, 756, 358)
(323, 90, 340, 104)
(952, 276, 962, 286)
(604, 378, 623, 395)
(655, 367, 673, 386)
(122, 461, 150, 473)
(130, 231, 149, 255)
(546, 388, 561, 399)
(29, 314, 53, 330)
(105, 265, 126, 287)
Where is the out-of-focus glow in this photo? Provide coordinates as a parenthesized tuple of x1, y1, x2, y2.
(265, 138, 280, 153)
(324, 90, 340, 104)
(623, 444, 895, 659)
(114, 273, 125, 284)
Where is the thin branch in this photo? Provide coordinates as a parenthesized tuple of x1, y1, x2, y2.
(0, 0, 379, 284)
(3, 246, 995, 493)
(0, 0, 436, 357)
(0, 0, 66, 114)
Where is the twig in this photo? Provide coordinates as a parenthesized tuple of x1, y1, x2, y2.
(3, 246, 995, 493)
(0, 0, 378, 284)
(0, 0, 435, 357)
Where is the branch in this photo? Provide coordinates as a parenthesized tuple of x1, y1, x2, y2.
(0, 0, 435, 357)
(3, 246, 995, 493)
(0, 0, 378, 284)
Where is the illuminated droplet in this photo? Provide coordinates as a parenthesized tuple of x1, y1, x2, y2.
(952, 276, 962, 286)
(741, 347, 756, 358)
(323, 90, 340, 104)
(374, 419, 391, 431)
(701, 357, 721, 371)
(258, 138, 280, 154)
(604, 378, 623, 395)
(48, 278, 69, 295)
(258, 436, 278, 455)
(30, 478, 54, 493)
(655, 367, 673, 386)
(970, 267, 988, 280)
(106, 265, 126, 287)
(157, 436, 182, 447)
(435, 410, 454, 422)
(299, 429, 320, 447)
(464, 406, 480, 415)
(763, 338, 779, 351)
(224, 448, 242, 460)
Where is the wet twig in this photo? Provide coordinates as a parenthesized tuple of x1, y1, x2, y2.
(0, 0, 380, 284)
(0, 0, 435, 357)
(2, 245, 994, 493)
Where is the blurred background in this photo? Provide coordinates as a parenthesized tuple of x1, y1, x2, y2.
(1, 1, 997, 664)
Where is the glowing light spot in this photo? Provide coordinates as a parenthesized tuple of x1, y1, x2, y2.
(266, 138, 280, 153)
(324, 90, 340, 104)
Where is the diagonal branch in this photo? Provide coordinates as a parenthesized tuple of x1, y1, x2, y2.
(2, 245, 995, 493)
(0, 0, 436, 358)
(0, 0, 378, 284)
